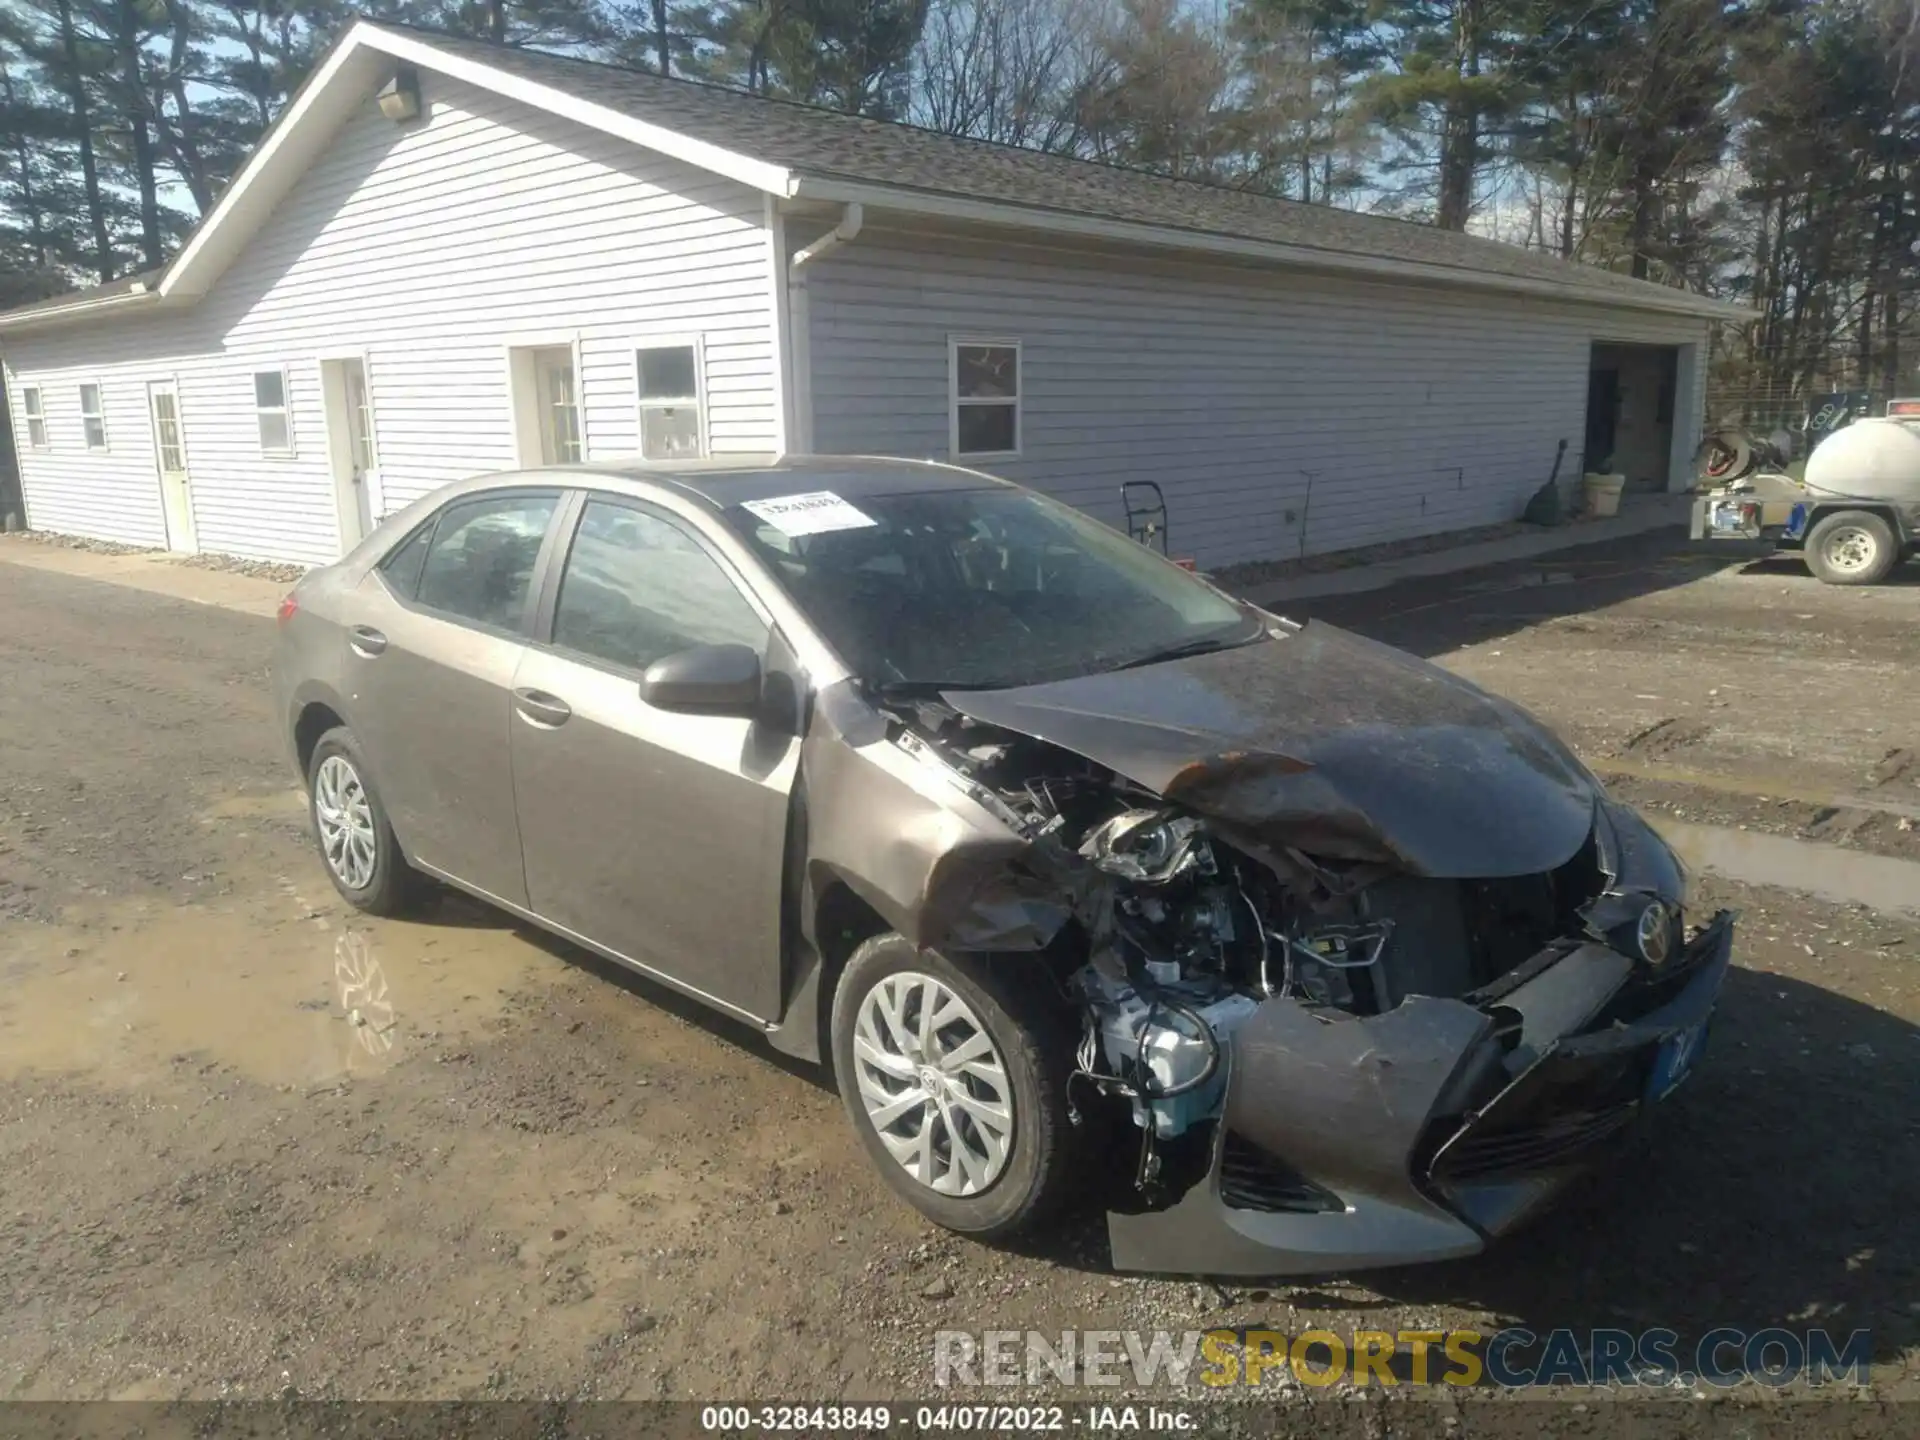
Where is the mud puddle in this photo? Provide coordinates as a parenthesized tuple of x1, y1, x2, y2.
(0, 896, 550, 1089)
(1656, 818, 1920, 918)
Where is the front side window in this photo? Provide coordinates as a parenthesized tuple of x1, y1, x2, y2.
(552, 499, 766, 674)
(636, 343, 703, 460)
(254, 370, 293, 455)
(78, 383, 107, 449)
(414, 492, 558, 630)
(721, 479, 1258, 691)
(20, 386, 47, 448)
(951, 340, 1020, 457)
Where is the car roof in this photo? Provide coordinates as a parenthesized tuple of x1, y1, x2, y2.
(568, 454, 1013, 508)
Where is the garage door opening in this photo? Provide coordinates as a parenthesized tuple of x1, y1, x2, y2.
(1587, 343, 1679, 492)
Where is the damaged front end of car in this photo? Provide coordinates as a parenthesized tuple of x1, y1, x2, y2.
(803, 624, 1734, 1275)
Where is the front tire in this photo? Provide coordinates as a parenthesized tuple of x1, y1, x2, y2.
(307, 726, 417, 916)
(831, 934, 1078, 1238)
(1806, 510, 1899, 585)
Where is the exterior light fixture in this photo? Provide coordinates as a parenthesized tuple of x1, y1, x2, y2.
(377, 67, 422, 123)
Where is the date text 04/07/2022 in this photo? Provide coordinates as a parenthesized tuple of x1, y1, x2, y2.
(698, 1403, 1197, 1432)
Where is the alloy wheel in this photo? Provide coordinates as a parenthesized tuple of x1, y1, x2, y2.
(314, 754, 377, 891)
(852, 971, 1015, 1196)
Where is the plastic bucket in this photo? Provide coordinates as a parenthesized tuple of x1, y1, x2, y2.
(1582, 473, 1626, 517)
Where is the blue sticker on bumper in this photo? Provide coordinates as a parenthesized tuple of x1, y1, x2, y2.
(1647, 1019, 1710, 1101)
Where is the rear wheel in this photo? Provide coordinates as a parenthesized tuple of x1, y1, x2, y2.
(831, 934, 1078, 1238)
(1806, 510, 1899, 585)
(307, 726, 418, 915)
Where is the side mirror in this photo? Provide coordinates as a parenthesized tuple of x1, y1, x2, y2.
(640, 642, 762, 715)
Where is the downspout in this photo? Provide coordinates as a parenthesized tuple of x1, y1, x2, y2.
(790, 202, 864, 274)
(785, 203, 863, 455)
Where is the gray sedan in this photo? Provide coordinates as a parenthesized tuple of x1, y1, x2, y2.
(271, 457, 1733, 1274)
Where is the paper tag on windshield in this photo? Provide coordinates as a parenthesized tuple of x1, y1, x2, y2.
(741, 491, 878, 537)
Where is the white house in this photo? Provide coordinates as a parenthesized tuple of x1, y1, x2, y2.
(0, 20, 1747, 571)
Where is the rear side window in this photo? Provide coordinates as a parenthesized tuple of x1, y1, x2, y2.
(551, 499, 766, 673)
(378, 522, 434, 599)
(415, 492, 558, 631)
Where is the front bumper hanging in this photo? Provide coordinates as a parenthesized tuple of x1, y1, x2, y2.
(1108, 912, 1735, 1276)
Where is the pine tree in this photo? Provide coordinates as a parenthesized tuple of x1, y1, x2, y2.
(1363, 0, 1528, 229)
(1232, 0, 1376, 203)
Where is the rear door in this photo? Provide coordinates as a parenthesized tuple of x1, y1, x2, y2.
(347, 488, 564, 907)
(508, 494, 799, 1021)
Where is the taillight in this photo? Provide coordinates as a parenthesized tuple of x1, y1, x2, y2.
(277, 593, 299, 626)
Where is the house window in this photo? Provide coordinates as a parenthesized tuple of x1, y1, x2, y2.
(254, 369, 294, 455)
(78, 383, 107, 449)
(20, 386, 47, 448)
(950, 339, 1020, 458)
(636, 342, 703, 460)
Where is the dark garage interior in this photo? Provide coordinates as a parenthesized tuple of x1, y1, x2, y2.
(1587, 342, 1680, 491)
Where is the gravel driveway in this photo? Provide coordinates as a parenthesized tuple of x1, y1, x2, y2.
(1, 534, 1914, 1415)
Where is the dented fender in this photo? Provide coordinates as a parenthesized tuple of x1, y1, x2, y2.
(798, 680, 1081, 954)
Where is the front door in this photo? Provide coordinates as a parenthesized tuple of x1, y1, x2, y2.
(148, 381, 196, 552)
(509, 495, 798, 1020)
(325, 357, 379, 549)
(535, 348, 582, 464)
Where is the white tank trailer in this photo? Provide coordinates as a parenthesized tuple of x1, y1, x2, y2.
(1690, 407, 1920, 585)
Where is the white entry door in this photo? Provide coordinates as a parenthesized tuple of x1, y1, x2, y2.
(148, 380, 196, 553)
(323, 357, 379, 549)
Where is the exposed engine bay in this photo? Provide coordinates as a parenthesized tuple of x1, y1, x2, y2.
(883, 695, 1624, 1188)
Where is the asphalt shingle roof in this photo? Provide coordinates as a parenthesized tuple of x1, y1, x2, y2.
(0, 24, 1735, 327)
(0, 269, 160, 321)
(421, 28, 1727, 316)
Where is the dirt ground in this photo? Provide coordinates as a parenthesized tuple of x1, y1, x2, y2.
(1, 532, 1916, 1414)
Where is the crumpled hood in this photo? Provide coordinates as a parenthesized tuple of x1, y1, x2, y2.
(942, 622, 1599, 878)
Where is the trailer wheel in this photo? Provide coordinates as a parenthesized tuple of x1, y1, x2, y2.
(1806, 510, 1899, 586)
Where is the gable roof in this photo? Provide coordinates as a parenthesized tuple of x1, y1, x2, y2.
(0, 19, 1752, 334)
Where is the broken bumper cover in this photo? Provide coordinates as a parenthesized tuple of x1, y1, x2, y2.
(1108, 911, 1734, 1276)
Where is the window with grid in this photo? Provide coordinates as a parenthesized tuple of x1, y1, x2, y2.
(20, 386, 46, 448)
(636, 343, 703, 460)
(152, 390, 186, 472)
(950, 340, 1020, 458)
(254, 370, 293, 455)
(78, 383, 107, 449)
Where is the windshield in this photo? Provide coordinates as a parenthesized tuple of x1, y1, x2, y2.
(720, 483, 1264, 690)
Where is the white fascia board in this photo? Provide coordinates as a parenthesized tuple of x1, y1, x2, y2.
(160, 21, 793, 305)
(159, 31, 381, 299)
(361, 27, 794, 198)
(789, 177, 1754, 324)
(0, 288, 163, 335)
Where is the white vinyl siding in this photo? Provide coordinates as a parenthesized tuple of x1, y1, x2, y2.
(2, 73, 778, 565)
(804, 226, 1711, 570)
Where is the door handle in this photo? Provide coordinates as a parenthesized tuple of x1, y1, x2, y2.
(514, 688, 572, 727)
(348, 625, 387, 657)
